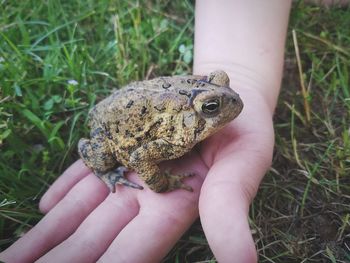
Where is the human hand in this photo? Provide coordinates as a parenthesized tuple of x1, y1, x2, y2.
(198, 86, 274, 263)
(0, 153, 206, 262)
(0, 86, 273, 263)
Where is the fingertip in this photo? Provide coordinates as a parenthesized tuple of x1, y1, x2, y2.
(199, 180, 257, 263)
(39, 191, 52, 214)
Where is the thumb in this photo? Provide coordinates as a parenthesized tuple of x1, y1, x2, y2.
(199, 133, 273, 263)
(200, 180, 257, 263)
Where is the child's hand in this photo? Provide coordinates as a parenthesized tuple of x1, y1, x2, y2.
(0, 86, 273, 263)
(199, 87, 274, 263)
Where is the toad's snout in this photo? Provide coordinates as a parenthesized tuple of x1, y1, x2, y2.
(231, 93, 243, 108)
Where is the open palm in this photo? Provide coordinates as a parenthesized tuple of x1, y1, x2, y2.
(0, 89, 273, 263)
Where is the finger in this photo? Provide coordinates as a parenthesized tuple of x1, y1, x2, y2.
(200, 181, 257, 263)
(199, 142, 273, 263)
(99, 195, 199, 263)
(40, 159, 91, 213)
(37, 191, 140, 263)
(0, 174, 108, 263)
(99, 154, 206, 263)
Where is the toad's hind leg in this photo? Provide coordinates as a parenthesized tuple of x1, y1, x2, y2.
(78, 128, 142, 192)
(98, 167, 143, 193)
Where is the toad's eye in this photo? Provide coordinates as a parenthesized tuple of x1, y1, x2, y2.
(202, 99, 220, 115)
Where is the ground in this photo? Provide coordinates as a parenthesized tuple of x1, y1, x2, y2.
(0, 1, 349, 262)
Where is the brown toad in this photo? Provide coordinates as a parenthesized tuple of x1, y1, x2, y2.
(78, 70, 243, 193)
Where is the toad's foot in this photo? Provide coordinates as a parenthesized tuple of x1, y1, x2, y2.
(165, 170, 194, 192)
(99, 167, 144, 193)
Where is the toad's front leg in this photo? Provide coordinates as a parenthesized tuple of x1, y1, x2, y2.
(129, 139, 194, 193)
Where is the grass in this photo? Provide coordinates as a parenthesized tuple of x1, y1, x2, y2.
(0, 1, 349, 262)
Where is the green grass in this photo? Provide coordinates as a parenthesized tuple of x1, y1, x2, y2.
(0, 1, 349, 262)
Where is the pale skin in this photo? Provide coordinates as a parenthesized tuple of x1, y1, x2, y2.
(0, 1, 291, 263)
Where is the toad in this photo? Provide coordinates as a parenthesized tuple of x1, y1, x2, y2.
(78, 70, 243, 193)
